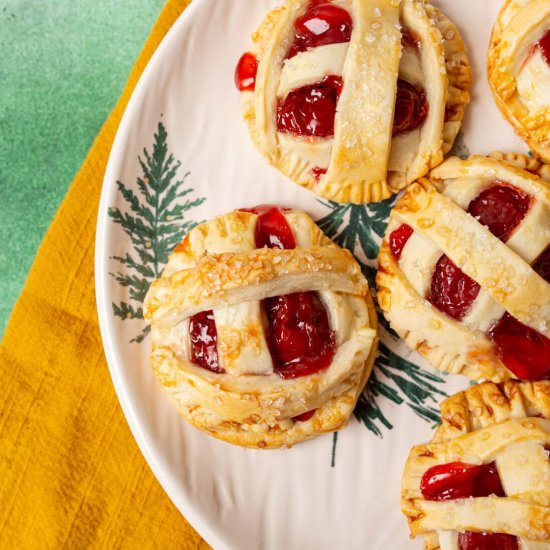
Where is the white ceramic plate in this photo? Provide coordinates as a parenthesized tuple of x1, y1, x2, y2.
(95, 1, 527, 548)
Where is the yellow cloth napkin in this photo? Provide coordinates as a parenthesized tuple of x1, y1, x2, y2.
(0, 1, 211, 547)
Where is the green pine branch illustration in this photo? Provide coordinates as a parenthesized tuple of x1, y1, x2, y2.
(317, 199, 447, 436)
(108, 121, 206, 342)
(448, 130, 470, 160)
(317, 197, 395, 288)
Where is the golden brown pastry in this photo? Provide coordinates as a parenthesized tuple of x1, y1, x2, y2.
(488, 0, 550, 162)
(377, 153, 550, 382)
(402, 380, 550, 549)
(235, 0, 471, 203)
(144, 206, 378, 448)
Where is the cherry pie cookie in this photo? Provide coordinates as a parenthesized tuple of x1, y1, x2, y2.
(235, 0, 471, 203)
(488, 0, 550, 162)
(143, 206, 377, 448)
(402, 380, 550, 549)
(377, 153, 550, 382)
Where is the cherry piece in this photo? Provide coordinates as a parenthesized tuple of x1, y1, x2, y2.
(235, 52, 258, 92)
(287, 2, 352, 59)
(245, 205, 296, 249)
(392, 79, 429, 137)
(277, 75, 343, 137)
(467, 183, 531, 242)
(427, 255, 481, 321)
(311, 166, 327, 181)
(265, 292, 336, 379)
(458, 532, 518, 550)
(489, 313, 550, 381)
(401, 27, 421, 49)
(420, 461, 504, 501)
(189, 310, 224, 373)
(470, 461, 506, 498)
(292, 409, 316, 422)
(533, 245, 550, 283)
(537, 28, 550, 65)
(389, 224, 413, 261)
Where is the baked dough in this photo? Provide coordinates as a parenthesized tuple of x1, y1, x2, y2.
(402, 380, 550, 549)
(144, 208, 378, 448)
(239, 0, 471, 203)
(488, 0, 550, 162)
(377, 153, 550, 382)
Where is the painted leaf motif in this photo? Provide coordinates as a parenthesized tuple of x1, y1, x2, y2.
(108, 121, 206, 343)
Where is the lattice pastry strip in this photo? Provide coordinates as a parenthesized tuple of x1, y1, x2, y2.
(237, 0, 471, 203)
(144, 208, 378, 448)
(402, 381, 550, 549)
(377, 154, 550, 382)
(488, 0, 550, 162)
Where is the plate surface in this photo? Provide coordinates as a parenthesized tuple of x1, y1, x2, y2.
(95, 1, 526, 548)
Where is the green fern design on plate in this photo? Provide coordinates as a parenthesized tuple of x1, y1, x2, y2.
(108, 121, 206, 342)
(317, 200, 447, 436)
(448, 129, 470, 160)
(317, 197, 394, 289)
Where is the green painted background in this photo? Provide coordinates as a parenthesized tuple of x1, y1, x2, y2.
(0, 0, 166, 334)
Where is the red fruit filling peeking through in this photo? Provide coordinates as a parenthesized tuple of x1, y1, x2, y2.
(421, 461, 518, 550)
(401, 27, 421, 49)
(457, 532, 518, 550)
(537, 28, 550, 66)
(388, 180, 550, 380)
(235, 52, 258, 92)
(467, 182, 531, 242)
(426, 255, 480, 321)
(189, 206, 335, 379)
(393, 79, 429, 137)
(533, 245, 550, 283)
(389, 223, 413, 261)
(277, 75, 343, 138)
(489, 313, 550, 382)
(287, 1, 353, 59)
(276, 78, 428, 139)
(265, 292, 335, 379)
(189, 310, 224, 373)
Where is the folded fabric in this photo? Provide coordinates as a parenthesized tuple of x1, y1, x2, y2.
(0, 1, 210, 547)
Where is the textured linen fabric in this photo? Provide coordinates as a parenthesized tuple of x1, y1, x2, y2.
(0, 1, 210, 547)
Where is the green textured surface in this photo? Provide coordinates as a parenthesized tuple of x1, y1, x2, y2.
(0, 0, 166, 335)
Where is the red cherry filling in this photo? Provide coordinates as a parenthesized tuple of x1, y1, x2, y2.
(489, 313, 550, 381)
(533, 245, 550, 283)
(392, 79, 429, 137)
(265, 292, 335, 379)
(421, 461, 505, 501)
(292, 409, 316, 422)
(277, 75, 343, 137)
(311, 166, 327, 181)
(235, 52, 258, 92)
(422, 461, 515, 548)
(537, 28, 550, 66)
(287, 1, 352, 59)
(458, 532, 519, 550)
(467, 183, 531, 242)
(242, 205, 296, 249)
(427, 255, 481, 321)
(401, 27, 421, 49)
(389, 223, 413, 261)
(189, 310, 224, 373)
